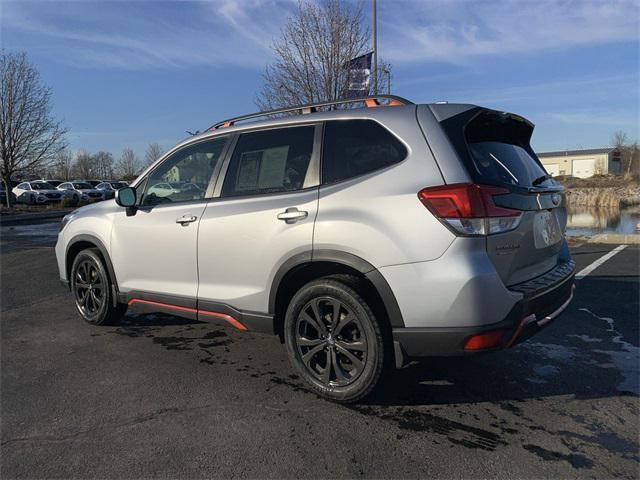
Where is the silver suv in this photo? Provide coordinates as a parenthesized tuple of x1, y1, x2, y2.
(55, 96, 575, 402)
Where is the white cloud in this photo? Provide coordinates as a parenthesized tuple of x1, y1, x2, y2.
(2, 0, 296, 69)
(2, 0, 638, 70)
(548, 111, 639, 126)
(379, 0, 639, 64)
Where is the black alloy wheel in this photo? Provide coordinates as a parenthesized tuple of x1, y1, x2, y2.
(70, 248, 126, 325)
(74, 258, 104, 317)
(295, 297, 368, 387)
(284, 276, 387, 403)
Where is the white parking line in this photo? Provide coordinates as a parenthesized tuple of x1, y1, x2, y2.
(575, 244, 628, 280)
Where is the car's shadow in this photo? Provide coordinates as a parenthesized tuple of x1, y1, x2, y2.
(106, 273, 638, 408)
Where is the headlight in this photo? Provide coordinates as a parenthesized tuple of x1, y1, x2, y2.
(59, 214, 74, 232)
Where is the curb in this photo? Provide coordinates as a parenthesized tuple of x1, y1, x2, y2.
(0, 210, 72, 226)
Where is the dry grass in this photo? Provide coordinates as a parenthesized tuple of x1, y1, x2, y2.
(555, 174, 637, 189)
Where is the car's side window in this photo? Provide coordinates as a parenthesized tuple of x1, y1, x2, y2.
(322, 119, 408, 184)
(140, 136, 228, 207)
(221, 125, 315, 198)
(17, 183, 28, 189)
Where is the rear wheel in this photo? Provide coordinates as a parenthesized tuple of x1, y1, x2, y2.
(284, 277, 387, 403)
(70, 248, 126, 325)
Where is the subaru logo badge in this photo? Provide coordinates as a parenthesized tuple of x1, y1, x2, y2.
(551, 193, 561, 206)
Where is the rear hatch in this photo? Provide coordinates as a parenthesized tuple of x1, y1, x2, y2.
(432, 106, 568, 287)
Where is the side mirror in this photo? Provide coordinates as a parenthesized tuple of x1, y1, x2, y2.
(115, 186, 136, 208)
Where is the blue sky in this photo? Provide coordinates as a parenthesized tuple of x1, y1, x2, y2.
(2, 0, 638, 159)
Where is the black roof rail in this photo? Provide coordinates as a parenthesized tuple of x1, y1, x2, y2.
(207, 95, 413, 131)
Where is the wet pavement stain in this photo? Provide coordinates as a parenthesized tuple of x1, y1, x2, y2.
(523, 444, 594, 469)
(351, 405, 507, 451)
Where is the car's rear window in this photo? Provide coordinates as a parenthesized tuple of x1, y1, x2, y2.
(439, 108, 552, 188)
(468, 141, 547, 187)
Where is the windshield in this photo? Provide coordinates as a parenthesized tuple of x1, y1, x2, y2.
(110, 182, 127, 189)
(73, 182, 93, 189)
(468, 142, 549, 187)
(31, 182, 55, 190)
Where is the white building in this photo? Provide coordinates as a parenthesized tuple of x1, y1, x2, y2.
(537, 148, 622, 178)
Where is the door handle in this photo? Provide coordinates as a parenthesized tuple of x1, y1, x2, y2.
(176, 214, 197, 225)
(277, 207, 308, 224)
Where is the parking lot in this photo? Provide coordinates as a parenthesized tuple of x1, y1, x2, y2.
(1, 221, 638, 479)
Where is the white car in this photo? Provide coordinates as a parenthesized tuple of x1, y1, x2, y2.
(12, 181, 64, 204)
(96, 181, 129, 200)
(57, 182, 105, 202)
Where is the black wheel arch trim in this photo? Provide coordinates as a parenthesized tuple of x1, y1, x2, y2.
(269, 249, 405, 328)
(66, 234, 119, 298)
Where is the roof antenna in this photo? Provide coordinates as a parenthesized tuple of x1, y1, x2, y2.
(186, 130, 200, 136)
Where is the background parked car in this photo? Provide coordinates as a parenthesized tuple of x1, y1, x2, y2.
(76, 179, 102, 188)
(12, 181, 64, 204)
(57, 181, 105, 201)
(96, 181, 129, 200)
(42, 179, 64, 188)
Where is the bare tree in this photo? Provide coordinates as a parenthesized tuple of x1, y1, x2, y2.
(91, 151, 114, 179)
(51, 148, 74, 180)
(611, 130, 640, 178)
(0, 51, 67, 206)
(116, 148, 139, 180)
(71, 149, 92, 179)
(611, 130, 629, 149)
(144, 142, 163, 169)
(256, 0, 379, 110)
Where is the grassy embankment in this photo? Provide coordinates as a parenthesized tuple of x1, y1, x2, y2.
(557, 175, 640, 208)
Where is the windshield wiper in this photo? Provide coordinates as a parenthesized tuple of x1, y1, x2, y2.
(532, 173, 552, 186)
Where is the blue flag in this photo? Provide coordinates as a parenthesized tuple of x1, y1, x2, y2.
(346, 52, 373, 98)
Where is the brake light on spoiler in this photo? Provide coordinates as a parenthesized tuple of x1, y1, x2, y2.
(418, 183, 522, 236)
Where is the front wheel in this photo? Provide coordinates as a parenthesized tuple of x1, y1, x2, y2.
(70, 248, 126, 325)
(284, 277, 387, 403)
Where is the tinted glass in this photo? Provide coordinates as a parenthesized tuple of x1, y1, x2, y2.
(222, 126, 314, 197)
(468, 142, 548, 187)
(31, 183, 55, 190)
(73, 182, 93, 189)
(141, 136, 227, 206)
(322, 120, 407, 184)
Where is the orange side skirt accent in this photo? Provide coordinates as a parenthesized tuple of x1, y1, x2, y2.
(127, 298, 247, 331)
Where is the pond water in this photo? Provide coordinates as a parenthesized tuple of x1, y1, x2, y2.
(566, 205, 640, 237)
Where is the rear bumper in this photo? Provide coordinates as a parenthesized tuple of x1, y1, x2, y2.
(392, 262, 575, 365)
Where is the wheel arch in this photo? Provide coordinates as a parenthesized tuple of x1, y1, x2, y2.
(269, 250, 404, 339)
(65, 234, 119, 295)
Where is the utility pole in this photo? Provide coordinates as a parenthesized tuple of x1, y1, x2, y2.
(372, 0, 378, 95)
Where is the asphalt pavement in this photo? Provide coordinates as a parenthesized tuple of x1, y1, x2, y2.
(1, 222, 638, 479)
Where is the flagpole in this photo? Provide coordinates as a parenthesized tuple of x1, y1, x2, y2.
(373, 0, 378, 95)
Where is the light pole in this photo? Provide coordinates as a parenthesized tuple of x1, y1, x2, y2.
(372, 0, 378, 95)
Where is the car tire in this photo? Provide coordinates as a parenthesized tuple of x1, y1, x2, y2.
(73, 194, 79, 202)
(70, 248, 126, 325)
(284, 276, 388, 403)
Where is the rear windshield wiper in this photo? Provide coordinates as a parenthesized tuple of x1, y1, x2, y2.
(532, 173, 552, 186)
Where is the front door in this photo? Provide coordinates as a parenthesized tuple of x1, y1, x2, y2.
(197, 124, 320, 326)
(110, 136, 229, 303)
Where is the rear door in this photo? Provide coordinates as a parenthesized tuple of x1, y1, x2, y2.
(196, 124, 320, 325)
(431, 107, 568, 287)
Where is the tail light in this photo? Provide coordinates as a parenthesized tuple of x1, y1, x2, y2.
(418, 183, 522, 236)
